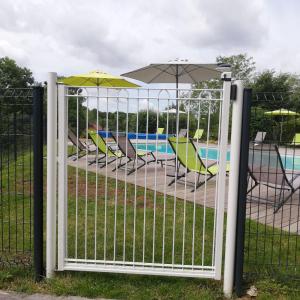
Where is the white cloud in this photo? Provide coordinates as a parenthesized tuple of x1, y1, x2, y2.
(0, 0, 299, 82)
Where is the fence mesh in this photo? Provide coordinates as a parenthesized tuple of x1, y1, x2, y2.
(0, 88, 34, 268)
(244, 91, 300, 280)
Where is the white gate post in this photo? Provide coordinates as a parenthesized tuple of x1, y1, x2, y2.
(46, 72, 57, 278)
(214, 72, 232, 280)
(223, 80, 244, 297)
(57, 84, 68, 271)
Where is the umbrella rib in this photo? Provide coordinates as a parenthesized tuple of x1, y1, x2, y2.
(180, 65, 198, 83)
(147, 65, 175, 84)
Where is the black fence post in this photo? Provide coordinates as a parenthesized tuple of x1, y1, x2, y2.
(33, 86, 44, 280)
(234, 88, 252, 296)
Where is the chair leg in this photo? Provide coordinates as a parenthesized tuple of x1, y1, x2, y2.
(168, 170, 189, 186)
(99, 157, 117, 168)
(247, 181, 259, 194)
(89, 154, 105, 165)
(273, 178, 295, 213)
(128, 158, 146, 175)
(191, 174, 215, 192)
(112, 158, 131, 172)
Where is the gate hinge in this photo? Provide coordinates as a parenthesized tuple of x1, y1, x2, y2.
(230, 84, 237, 101)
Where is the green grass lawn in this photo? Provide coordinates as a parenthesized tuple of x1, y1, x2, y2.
(1, 149, 300, 299)
(66, 166, 216, 267)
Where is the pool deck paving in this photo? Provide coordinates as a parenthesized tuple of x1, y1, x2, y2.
(68, 147, 300, 235)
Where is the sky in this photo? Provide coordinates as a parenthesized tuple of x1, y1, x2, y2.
(0, 0, 299, 82)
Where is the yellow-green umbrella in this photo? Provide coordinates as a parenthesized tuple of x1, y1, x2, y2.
(62, 70, 139, 87)
(264, 109, 299, 116)
(264, 109, 299, 142)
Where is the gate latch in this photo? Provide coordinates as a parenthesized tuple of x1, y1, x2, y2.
(230, 84, 237, 101)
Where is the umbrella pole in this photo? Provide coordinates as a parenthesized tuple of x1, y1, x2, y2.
(175, 68, 179, 135)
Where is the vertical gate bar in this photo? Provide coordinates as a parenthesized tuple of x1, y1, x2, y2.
(123, 95, 129, 262)
(223, 80, 244, 297)
(234, 88, 252, 297)
(214, 72, 232, 280)
(162, 95, 170, 266)
(94, 88, 99, 261)
(84, 95, 89, 260)
(103, 89, 109, 262)
(152, 97, 159, 265)
(142, 92, 150, 264)
(46, 72, 57, 278)
(212, 95, 224, 266)
(192, 97, 202, 267)
(202, 98, 212, 266)
(57, 84, 68, 271)
(33, 86, 44, 280)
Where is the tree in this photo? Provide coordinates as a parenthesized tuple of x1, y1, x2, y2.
(0, 57, 34, 88)
(250, 70, 300, 141)
(216, 53, 256, 82)
(251, 70, 299, 94)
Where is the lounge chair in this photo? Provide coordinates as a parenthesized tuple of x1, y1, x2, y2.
(248, 144, 300, 213)
(88, 130, 124, 167)
(193, 129, 204, 140)
(290, 133, 300, 145)
(156, 128, 164, 134)
(68, 128, 94, 160)
(111, 133, 156, 175)
(253, 131, 266, 145)
(168, 137, 229, 191)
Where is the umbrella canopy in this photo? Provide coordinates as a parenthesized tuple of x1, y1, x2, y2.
(62, 70, 139, 87)
(264, 109, 299, 142)
(121, 59, 229, 88)
(264, 109, 299, 116)
(161, 108, 186, 114)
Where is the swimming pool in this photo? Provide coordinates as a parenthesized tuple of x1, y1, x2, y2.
(136, 143, 300, 171)
(136, 143, 230, 160)
(98, 130, 171, 140)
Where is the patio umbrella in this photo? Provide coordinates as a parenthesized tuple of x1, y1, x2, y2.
(62, 70, 139, 87)
(122, 59, 229, 132)
(264, 109, 299, 142)
(121, 59, 228, 91)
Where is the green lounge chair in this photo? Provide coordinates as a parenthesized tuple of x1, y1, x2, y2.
(111, 132, 156, 175)
(193, 129, 204, 140)
(88, 130, 124, 167)
(156, 128, 164, 134)
(168, 137, 229, 191)
(291, 133, 300, 145)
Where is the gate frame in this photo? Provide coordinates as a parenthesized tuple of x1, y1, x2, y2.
(46, 71, 248, 285)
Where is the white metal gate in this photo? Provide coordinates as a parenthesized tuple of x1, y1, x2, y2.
(48, 72, 233, 280)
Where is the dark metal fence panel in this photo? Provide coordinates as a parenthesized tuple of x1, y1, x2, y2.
(238, 91, 300, 290)
(0, 88, 34, 267)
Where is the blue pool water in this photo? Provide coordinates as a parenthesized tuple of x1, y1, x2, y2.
(136, 143, 300, 170)
(136, 143, 230, 160)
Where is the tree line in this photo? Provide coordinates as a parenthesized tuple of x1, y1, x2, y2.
(1, 54, 300, 142)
